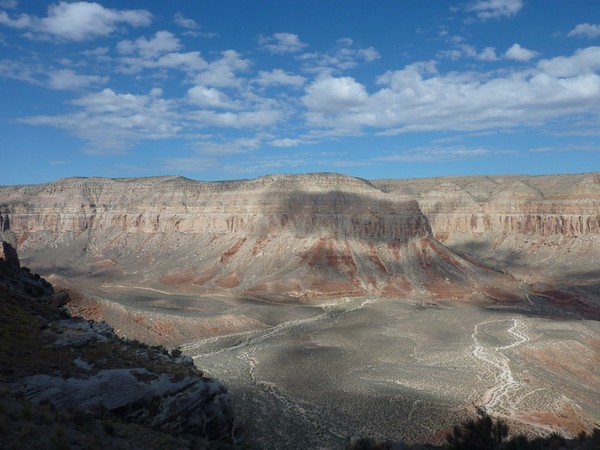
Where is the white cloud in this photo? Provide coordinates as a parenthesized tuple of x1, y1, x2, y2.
(0, 59, 42, 84)
(192, 50, 250, 87)
(529, 144, 600, 153)
(81, 46, 109, 57)
(19, 88, 180, 154)
(504, 43, 538, 61)
(467, 0, 524, 20)
(270, 138, 300, 147)
(117, 30, 180, 58)
(0, 0, 18, 9)
(254, 69, 305, 88)
(116, 31, 208, 74)
(187, 85, 239, 109)
(479, 47, 499, 61)
(190, 134, 270, 155)
(302, 76, 368, 113)
(258, 32, 307, 54)
(378, 147, 493, 162)
(299, 39, 381, 74)
(188, 108, 283, 129)
(47, 68, 108, 90)
(0, 60, 108, 90)
(440, 36, 536, 63)
(173, 12, 197, 30)
(0, 2, 152, 41)
(537, 46, 600, 77)
(300, 48, 600, 137)
(440, 41, 500, 61)
(568, 23, 600, 39)
(0, 10, 31, 29)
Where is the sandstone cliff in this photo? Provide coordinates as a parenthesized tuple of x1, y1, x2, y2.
(2, 172, 598, 318)
(0, 174, 522, 304)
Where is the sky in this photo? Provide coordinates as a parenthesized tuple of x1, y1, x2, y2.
(1, 0, 599, 185)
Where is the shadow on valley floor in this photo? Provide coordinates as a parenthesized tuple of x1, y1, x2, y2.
(229, 378, 458, 450)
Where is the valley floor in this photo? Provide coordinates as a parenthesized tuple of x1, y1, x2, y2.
(75, 288, 600, 449)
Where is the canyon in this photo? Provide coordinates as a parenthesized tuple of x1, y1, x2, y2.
(1, 172, 599, 448)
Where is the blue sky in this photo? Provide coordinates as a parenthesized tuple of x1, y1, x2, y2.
(1, 0, 599, 184)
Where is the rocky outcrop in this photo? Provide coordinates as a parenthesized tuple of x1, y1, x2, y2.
(1, 241, 20, 267)
(18, 368, 233, 441)
(0, 247, 237, 447)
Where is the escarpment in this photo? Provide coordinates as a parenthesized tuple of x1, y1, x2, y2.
(0, 174, 521, 303)
(2, 172, 599, 311)
(372, 173, 600, 309)
(373, 175, 600, 238)
(0, 174, 428, 239)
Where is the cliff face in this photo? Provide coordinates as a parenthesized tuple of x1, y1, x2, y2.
(373, 174, 600, 279)
(2, 172, 599, 309)
(1, 174, 428, 240)
(0, 173, 521, 302)
(373, 174, 600, 236)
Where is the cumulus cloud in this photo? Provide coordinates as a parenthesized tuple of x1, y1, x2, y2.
(117, 30, 180, 58)
(0, 60, 108, 90)
(467, 0, 524, 20)
(0, 59, 42, 84)
(300, 48, 600, 137)
(258, 32, 307, 53)
(187, 85, 240, 109)
(116, 31, 208, 74)
(302, 76, 368, 113)
(440, 36, 536, 63)
(173, 12, 197, 30)
(254, 69, 305, 88)
(19, 88, 179, 154)
(192, 50, 250, 87)
(189, 134, 271, 156)
(270, 138, 301, 147)
(537, 46, 600, 77)
(0, 2, 152, 41)
(299, 39, 380, 74)
(568, 23, 600, 39)
(440, 40, 500, 61)
(479, 47, 499, 61)
(504, 43, 538, 61)
(188, 108, 284, 129)
(47, 69, 108, 90)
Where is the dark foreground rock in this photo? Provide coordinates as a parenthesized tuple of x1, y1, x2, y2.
(0, 241, 237, 449)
